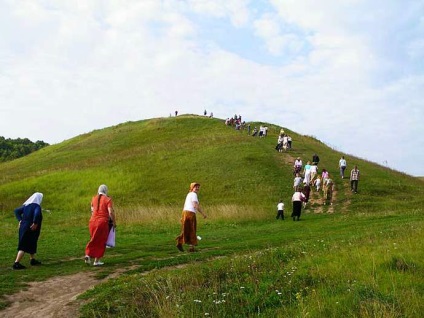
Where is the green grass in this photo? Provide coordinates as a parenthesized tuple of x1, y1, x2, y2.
(0, 115, 423, 317)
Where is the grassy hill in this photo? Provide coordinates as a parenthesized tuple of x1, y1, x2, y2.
(1, 115, 423, 317)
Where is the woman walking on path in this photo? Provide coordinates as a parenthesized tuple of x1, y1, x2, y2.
(12, 192, 44, 270)
(85, 185, 116, 266)
(176, 182, 207, 252)
(291, 189, 306, 221)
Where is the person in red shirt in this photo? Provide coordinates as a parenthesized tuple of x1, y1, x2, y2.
(85, 185, 116, 266)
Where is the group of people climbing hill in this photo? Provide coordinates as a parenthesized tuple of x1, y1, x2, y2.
(278, 151, 361, 221)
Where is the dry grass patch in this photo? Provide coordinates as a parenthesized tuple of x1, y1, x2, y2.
(117, 204, 267, 225)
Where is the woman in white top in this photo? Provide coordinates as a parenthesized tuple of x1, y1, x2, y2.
(291, 190, 306, 221)
(309, 162, 318, 182)
(176, 182, 207, 252)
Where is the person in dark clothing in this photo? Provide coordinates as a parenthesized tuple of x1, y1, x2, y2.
(291, 189, 306, 221)
(12, 192, 44, 270)
(312, 154, 320, 165)
(302, 184, 311, 207)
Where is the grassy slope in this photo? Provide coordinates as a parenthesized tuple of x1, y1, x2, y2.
(0, 115, 423, 316)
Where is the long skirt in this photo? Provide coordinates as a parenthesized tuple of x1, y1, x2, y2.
(176, 211, 198, 246)
(292, 201, 302, 218)
(85, 218, 109, 258)
(18, 224, 41, 254)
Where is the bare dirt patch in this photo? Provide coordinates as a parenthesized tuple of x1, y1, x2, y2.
(1, 264, 135, 318)
(2, 271, 98, 318)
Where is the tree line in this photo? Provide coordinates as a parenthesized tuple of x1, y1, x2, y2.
(0, 136, 49, 162)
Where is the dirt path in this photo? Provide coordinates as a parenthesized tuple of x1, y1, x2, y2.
(1, 271, 99, 318)
(277, 152, 351, 214)
(1, 259, 193, 318)
(1, 263, 134, 318)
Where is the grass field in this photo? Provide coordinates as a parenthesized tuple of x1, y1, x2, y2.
(0, 115, 423, 317)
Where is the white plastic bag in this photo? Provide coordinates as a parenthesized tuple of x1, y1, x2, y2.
(106, 227, 115, 247)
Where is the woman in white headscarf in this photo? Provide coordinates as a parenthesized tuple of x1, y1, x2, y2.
(12, 192, 44, 270)
(85, 185, 116, 266)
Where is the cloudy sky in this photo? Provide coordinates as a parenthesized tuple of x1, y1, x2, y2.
(1, 0, 423, 176)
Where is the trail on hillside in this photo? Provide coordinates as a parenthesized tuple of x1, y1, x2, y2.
(2, 151, 354, 317)
(1, 265, 133, 318)
(2, 271, 98, 318)
(278, 153, 352, 215)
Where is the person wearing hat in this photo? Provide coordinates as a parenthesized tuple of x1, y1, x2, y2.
(84, 184, 116, 266)
(176, 182, 207, 252)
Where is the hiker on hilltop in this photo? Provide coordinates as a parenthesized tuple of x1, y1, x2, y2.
(85, 185, 116, 266)
(350, 165, 360, 193)
(282, 134, 288, 150)
(176, 182, 207, 253)
(339, 156, 347, 179)
(287, 135, 292, 149)
(12, 192, 44, 270)
(275, 134, 283, 152)
(259, 125, 264, 137)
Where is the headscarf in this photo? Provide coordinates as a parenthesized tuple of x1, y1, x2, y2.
(23, 192, 43, 206)
(189, 182, 200, 192)
(98, 184, 108, 196)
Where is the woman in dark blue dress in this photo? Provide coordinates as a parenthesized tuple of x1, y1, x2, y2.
(12, 192, 44, 270)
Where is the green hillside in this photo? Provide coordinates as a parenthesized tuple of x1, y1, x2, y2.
(1, 115, 423, 317)
(0, 115, 418, 216)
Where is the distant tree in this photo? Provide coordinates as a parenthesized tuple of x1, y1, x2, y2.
(0, 136, 49, 162)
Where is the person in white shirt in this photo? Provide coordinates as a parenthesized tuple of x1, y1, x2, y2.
(314, 176, 322, 192)
(276, 200, 285, 220)
(291, 189, 306, 221)
(176, 182, 207, 252)
(294, 157, 303, 175)
(293, 173, 303, 190)
(339, 156, 347, 178)
(310, 162, 318, 182)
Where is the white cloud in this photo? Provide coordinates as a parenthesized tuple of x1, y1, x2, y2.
(187, 0, 250, 27)
(0, 1, 423, 175)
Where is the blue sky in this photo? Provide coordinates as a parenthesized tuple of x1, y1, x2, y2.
(1, 0, 423, 176)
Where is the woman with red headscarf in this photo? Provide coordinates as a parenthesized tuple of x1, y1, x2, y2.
(176, 182, 207, 252)
(85, 184, 116, 266)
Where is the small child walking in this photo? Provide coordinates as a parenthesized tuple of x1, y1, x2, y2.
(314, 176, 321, 192)
(276, 199, 285, 220)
